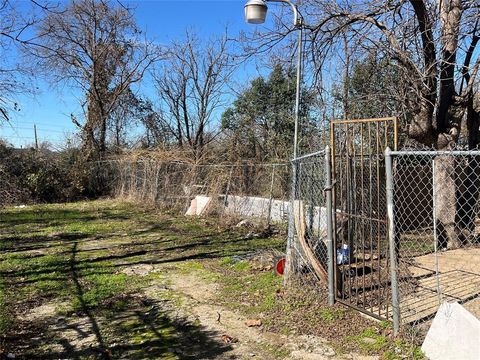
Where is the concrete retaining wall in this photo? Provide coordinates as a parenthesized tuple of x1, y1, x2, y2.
(187, 194, 328, 233)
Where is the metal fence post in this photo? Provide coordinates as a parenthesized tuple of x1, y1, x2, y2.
(385, 147, 400, 335)
(224, 166, 233, 208)
(267, 165, 276, 225)
(284, 160, 298, 285)
(432, 158, 442, 305)
(325, 145, 335, 306)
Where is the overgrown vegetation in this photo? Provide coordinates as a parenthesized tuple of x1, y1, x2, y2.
(0, 141, 92, 206)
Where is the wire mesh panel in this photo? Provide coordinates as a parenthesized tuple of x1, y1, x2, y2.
(331, 118, 398, 320)
(286, 149, 334, 302)
(388, 150, 480, 340)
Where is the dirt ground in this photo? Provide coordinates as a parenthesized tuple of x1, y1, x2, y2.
(0, 200, 419, 359)
(152, 271, 378, 360)
(11, 265, 378, 360)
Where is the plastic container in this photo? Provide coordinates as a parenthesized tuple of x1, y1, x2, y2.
(336, 244, 350, 264)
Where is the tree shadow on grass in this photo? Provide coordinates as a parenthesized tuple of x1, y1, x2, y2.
(8, 240, 232, 359)
(0, 202, 281, 358)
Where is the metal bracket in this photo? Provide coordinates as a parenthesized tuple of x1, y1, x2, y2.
(324, 180, 337, 192)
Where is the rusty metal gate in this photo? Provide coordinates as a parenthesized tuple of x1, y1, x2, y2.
(331, 117, 398, 320)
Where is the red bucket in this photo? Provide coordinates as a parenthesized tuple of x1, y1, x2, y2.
(275, 257, 286, 276)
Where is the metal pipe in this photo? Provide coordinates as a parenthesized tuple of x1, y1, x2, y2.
(268, 0, 300, 26)
(385, 147, 400, 335)
(325, 145, 335, 306)
(293, 23, 303, 158)
(263, 0, 302, 158)
(390, 150, 480, 156)
(284, 161, 298, 285)
(291, 150, 325, 162)
(263, 0, 303, 285)
(432, 159, 442, 305)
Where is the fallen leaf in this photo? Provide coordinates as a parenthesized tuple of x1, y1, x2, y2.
(245, 319, 262, 327)
(221, 334, 238, 343)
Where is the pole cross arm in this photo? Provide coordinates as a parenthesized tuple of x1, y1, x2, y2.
(268, 0, 302, 27)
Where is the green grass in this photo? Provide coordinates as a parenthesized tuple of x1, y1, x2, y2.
(0, 281, 10, 332)
(0, 199, 423, 359)
(319, 307, 346, 322)
(343, 327, 424, 359)
(0, 199, 284, 358)
(71, 273, 129, 311)
(212, 259, 283, 316)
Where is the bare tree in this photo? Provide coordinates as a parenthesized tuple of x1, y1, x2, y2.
(152, 31, 234, 161)
(107, 89, 160, 151)
(29, 0, 162, 159)
(0, 0, 33, 122)
(0, 1, 65, 123)
(252, 0, 479, 248)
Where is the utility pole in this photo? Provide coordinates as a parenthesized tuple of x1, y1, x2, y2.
(34, 124, 39, 151)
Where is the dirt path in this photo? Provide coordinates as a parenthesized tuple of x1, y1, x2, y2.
(155, 271, 378, 360)
(0, 201, 386, 359)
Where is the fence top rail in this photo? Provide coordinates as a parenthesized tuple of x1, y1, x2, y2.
(332, 116, 397, 125)
(389, 150, 480, 156)
(93, 159, 289, 167)
(291, 149, 326, 163)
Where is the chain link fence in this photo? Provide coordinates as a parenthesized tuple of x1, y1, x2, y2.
(386, 150, 480, 340)
(285, 148, 335, 305)
(93, 158, 290, 224)
(93, 147, 480, 344)
(285, 147, 480, 343)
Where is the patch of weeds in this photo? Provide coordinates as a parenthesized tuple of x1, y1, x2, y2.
(177, 221, 204, 233)
(259, 343, 290, 359)
(219, 270, 282, 314)
(231, 261, 250, 272)
(383, 340, 425, 360)
(178, 261, 204, 273)
(176, 261, 219, 282)
(28, 279, 68, 297)
(0, 254, 27, 273)
(220, 257, 234, 266)
(261, 292, 278, 312)
(319, 307, 346, 322)
(351, 329, 425, 359)
(351, 327, 389, 353)
(56, 302, 74, 316)
(108, 316, 177, 358)
(380, 320, 392, 329)
(72, 273, 129, 311)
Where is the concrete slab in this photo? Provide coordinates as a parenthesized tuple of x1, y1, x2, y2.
(421, 302, 480, 360)
(185, 195, 211, 216)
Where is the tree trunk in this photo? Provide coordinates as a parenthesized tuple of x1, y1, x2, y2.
(456, 156, 480, 244)
(434, 155, 460, 249)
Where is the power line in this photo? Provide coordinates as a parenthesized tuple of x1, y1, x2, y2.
(10, 126, 71, 134)
(5, 120, 75, 129)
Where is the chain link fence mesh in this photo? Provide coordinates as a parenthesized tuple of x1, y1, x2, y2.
(286, 149, 333, 302)
(92, 159, 290, 224)
(389, 150, 480, 342)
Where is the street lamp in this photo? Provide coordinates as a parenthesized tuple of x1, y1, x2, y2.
(244, 0, 303, 158)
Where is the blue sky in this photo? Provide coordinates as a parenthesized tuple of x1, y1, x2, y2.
(1, 0, 278, 148)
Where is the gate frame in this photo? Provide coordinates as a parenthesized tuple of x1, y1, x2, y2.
(329, 117, 398, 321)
